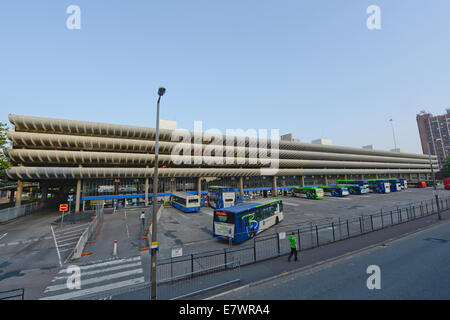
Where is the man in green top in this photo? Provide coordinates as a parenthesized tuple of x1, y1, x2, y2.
(288, 232, 298, 262)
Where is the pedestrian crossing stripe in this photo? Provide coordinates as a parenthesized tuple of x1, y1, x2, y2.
(41, 256, 144, 300)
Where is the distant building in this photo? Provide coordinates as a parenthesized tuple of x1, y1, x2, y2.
(281, 133, 300, 143)
(390, 148, 405, 153)
(160, 120, 177, 130)
(362, 145, 375, 150)
(416, 110, 450, 167)
(311, 138, 332, 145)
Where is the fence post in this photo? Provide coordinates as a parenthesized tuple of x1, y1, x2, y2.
(332, 222, 335, 241)
(370, 215, 374, 231)
(191, 254, 194, 277)
(297, 229, 301, 251)
(224, 248, 227, 267)
(346, 220, 350, 238)
(253, 237, 257, 262)
(390, 210, 393, 225)
(359, 217, 363, 233)
(276, 232, 280, 256)
(381, 212, 384, 229)
(399, 209, 402, 223)
(315, 225, 319, 247)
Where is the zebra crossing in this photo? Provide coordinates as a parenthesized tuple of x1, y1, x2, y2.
(51, 223, 89, 261)
(40, 256, 145, 300)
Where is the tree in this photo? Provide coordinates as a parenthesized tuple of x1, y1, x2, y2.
(441, 155, 450, 178)
(0, 122, 11, 183)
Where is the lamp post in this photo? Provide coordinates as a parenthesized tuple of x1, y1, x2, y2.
(428, 142, 442, 220)
(151, 86, 165, 300)
(389, 119, 397, 150)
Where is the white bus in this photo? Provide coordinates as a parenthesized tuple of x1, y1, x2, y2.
(171, 192, 201, 213)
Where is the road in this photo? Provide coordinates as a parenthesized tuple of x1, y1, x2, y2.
(211, 219, 450, 299)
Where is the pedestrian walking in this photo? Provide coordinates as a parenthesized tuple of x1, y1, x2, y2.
(288, 232, 298, 262)
(140, 211, 145, 228)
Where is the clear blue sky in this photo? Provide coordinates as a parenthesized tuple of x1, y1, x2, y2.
(1, 1, 449, 154)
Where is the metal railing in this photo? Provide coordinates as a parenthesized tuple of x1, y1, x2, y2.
(155, 196, 450, 282)
(0, 202, 43, 223)
(71, 204, 104, 260)
(0, 288, 25, 300)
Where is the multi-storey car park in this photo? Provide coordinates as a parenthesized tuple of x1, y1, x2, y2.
(5, 114, 438, 212)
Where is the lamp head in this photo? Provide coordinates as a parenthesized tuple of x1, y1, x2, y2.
(158, 87, 166, 97)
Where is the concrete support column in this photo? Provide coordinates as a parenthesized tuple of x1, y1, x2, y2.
(375, 174, 379, 179)
(15, 180, 23, 207)
(360, 175, 364, 180)
(40, 184, 48, 202)
(272, 176, 277, 197)
(197, 177, 202, 196)
(323, 176, 328, 186)
(344, 174, 348, 180)
(75, 179, 82, 212)
(239, 176, 244, 200)
(299, 176, 305, 187)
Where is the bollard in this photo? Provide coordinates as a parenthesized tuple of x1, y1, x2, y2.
(113, 240, 118, 256)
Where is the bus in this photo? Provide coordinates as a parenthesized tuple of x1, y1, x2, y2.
(366, 179, 390, 193)
(208, 186, 236, 209)
(335, 180, 369, 195)
(444, 179, 450, 190)
(384, 179, 402, 192)
(291, 187, 324, 200)
(213, 199, 284, 242)
(171, 192, 201, 213)
(411, 181, 426, 188)
(399, 178, 408, 190)
(317, 185, 349, 197)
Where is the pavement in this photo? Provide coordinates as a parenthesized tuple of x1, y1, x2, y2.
(204, 215, 450, 300)
(192, 209, 450, 300)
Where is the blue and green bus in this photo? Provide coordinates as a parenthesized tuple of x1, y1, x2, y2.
(317, 185, 349, 197)
(291, 187, 324, 199)
(208, 186, 236, 209)
(213, 199, 284, 242)
(366, 180, 391, 193)
(335, 180, 369, 195)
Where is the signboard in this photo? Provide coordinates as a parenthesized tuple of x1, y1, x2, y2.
(214, 223, 234, 238)
(68, 195, 74, 203)
(171, 248, 183, 258)
(59, 204, 68, 212)
(279, 232, 286, 240)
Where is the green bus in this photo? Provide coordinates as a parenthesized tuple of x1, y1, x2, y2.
(291, 187, 324, 200)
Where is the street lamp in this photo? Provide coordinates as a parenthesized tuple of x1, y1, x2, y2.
(428, 142, 442, 220)
(151, 86, 165, 300)
(389, 119, 397, 150)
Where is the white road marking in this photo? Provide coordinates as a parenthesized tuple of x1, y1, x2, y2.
(8, 242, 19, 246)
(0, 233, 8, 241)
(282, 202, 301, 206)
(40, 277, 145, 300)
(52, 261, 142, 281)
(58, 256, 141, 273)
(44, 268, 143, 293)
(58, 241, 79, 248)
